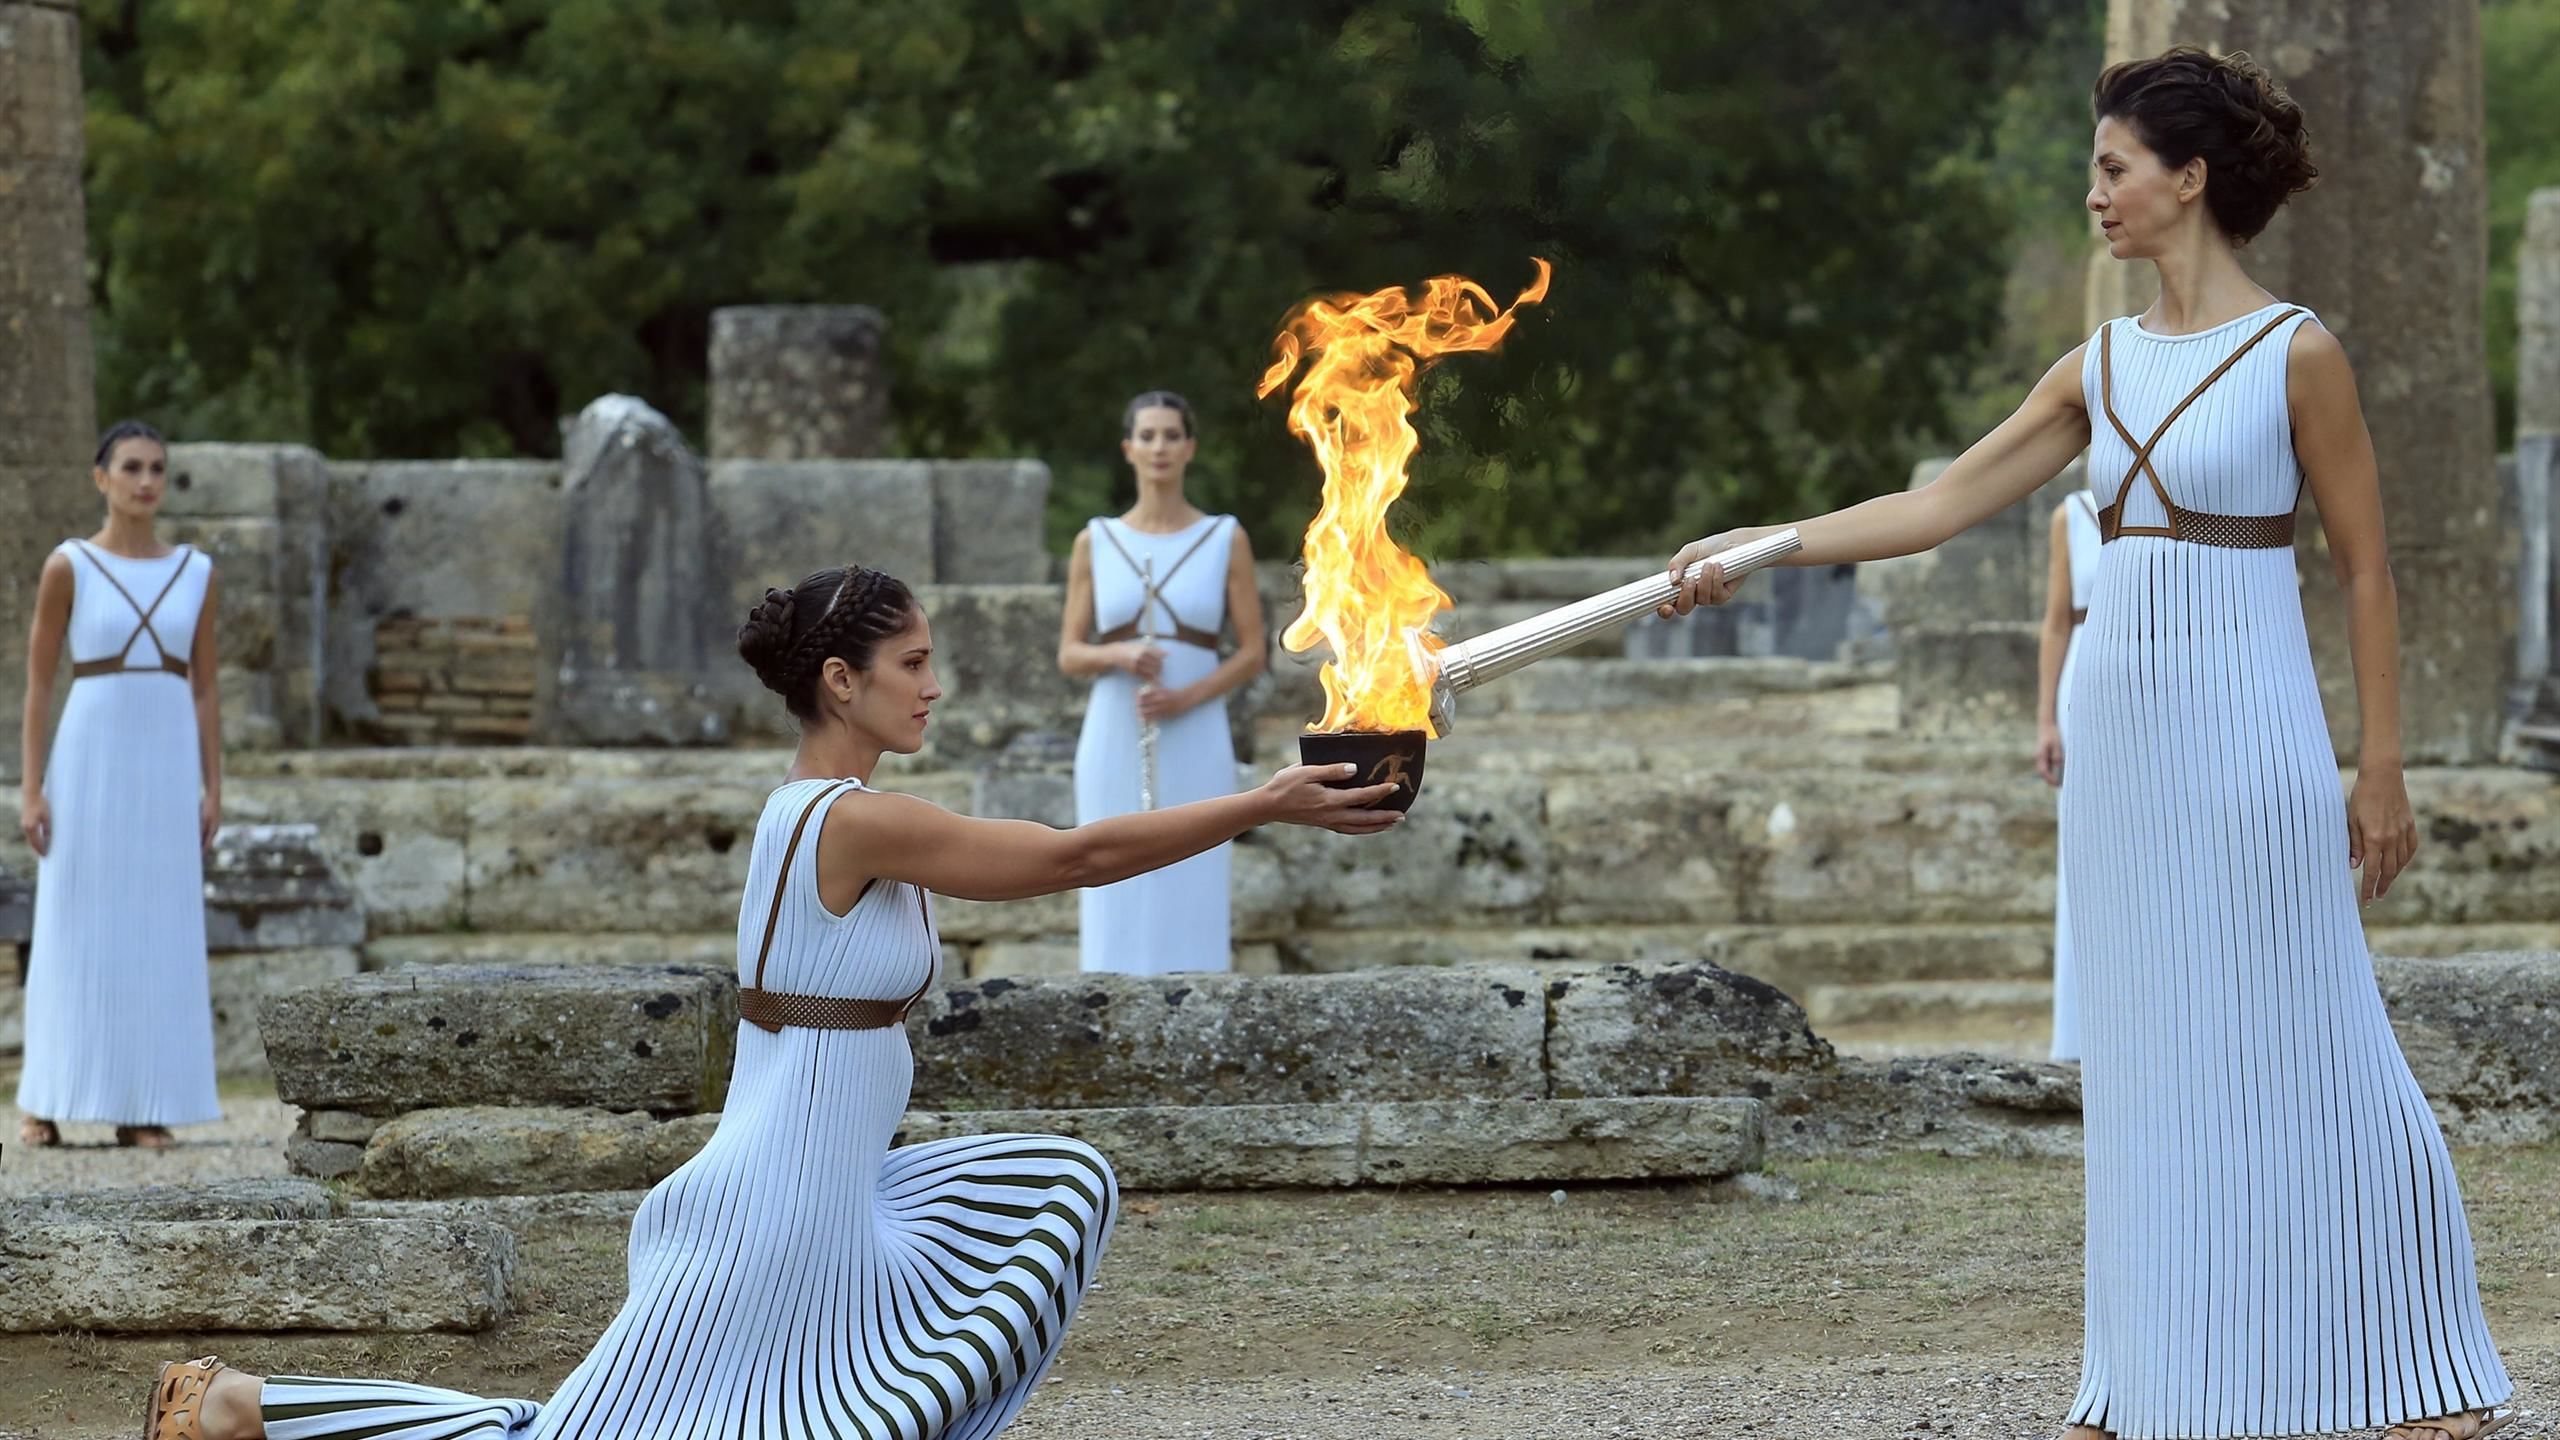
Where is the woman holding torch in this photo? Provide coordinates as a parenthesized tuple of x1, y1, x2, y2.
(1664, 48, 2511, 1440)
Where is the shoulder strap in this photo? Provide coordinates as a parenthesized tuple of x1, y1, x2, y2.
(1098, 518, 1225, 639)
(749, 780, 859, 991)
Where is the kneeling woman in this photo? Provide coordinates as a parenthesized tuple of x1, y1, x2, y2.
(145, 563, 1400, 1440)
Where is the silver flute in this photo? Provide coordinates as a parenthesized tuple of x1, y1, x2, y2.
(1137, 556, 1161, 811)
(1413, 528, 1804, 736)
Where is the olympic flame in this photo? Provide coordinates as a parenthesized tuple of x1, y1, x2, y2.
(1257, 259, 1552, 734)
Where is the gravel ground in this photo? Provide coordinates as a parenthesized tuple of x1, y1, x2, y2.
(2, 1091, 293, 1198)
(5, 1119, 2554, 1440)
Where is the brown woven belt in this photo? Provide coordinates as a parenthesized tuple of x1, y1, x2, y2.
(70, 655, 190, 681)
(737, 779, 939, 1034)
(1094, 618, 1220, 651)
(2096, 499, 2296, 550)
(738, 988, 918, 1032)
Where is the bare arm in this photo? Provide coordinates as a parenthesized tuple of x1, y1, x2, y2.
(814, 766, 1400, 906)
(2036, 503, 2075, 727)
(1666, 345, 2094, 608)
(2290, 321, 2415, 901)
(1057, 530, 1149, 681)
(17, 553, 72, 854)
(2033, 503, 2074, 785)
(191, 567, 224, 847)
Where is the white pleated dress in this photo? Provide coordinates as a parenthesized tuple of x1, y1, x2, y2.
(1075, 515, 1239, 974)
(2049, 489, 2103, 1064)
(15, 540, 221, 1128)
(2060, 303, 2512, 1437)
(265, 777, 1117, 1440)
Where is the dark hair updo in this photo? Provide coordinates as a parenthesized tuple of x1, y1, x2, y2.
(1122, 390, 1194, 439)
(94, 418, 167, 469)
(2093, 45, 2318, 244)
(736, 565, 918, 721)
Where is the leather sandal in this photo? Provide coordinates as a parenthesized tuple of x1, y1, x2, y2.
(146, 1356, 225, 1440)
(17, 1116, 60, 1147)
(2386, 1406, 2517, 1440)
(117, 1124, 178, 1150)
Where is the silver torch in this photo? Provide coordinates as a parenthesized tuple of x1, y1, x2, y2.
(1411, 527, 1804, 736)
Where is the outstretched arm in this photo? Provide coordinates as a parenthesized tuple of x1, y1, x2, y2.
(1665, 344, 2094, 611)
(2290, 320, 2414, 903)
(815, 766, 1400, 905)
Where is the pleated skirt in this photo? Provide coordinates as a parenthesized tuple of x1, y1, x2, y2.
(1074, 651, 1234, 975)
(14, 672, 220, 1126)
(263, 1027, 1115, 1440)
(2058, 543, 2510, 1437)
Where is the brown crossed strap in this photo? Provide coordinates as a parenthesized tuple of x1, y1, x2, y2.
(67, 541, 197, 680)
(1093, 518, 1227, 650)
(739, 780, 938, 1033)
(2096, 309, 2305, 548)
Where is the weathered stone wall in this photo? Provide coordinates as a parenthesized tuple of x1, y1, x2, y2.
(1862, 458, 2089, 734)
(0, 0, 100, 780)
(2097, 1, 2505, 762)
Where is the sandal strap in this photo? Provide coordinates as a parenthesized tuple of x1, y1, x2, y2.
(149, 1357, 225, 1440)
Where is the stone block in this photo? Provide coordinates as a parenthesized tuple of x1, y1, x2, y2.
(1545, 960, 1837, 1103)
(1891, 623, 2040, 735)
(968, 942, 1080, 979)
(209, 948, 361, 1077)
(354, 1106, 721, 1199)
(907, 967, 1548, 1110)
(893, 1097, 1764, 1189)
(217, 778, 470, 935)
(323, 461, 562, 737)
(285, 1133, 365, 1180)
(2375, 952, 2560, 1146)
(0, 1218, 514, 1332)
(712, 460, 936, 609)
(1774, 1053, 2084, 1160)
(459, 778, 764, 933)
(1243, 772, 1548, 932)
(709, 305, 890, 461)
(547, 396, 731, 745)
(9, 1180, 342, 1225)
(203, 823, 364, 950)
(262, 963, 738, 1117)
(932, 460, 1051, 583)
(1544, 774, 1741, 925)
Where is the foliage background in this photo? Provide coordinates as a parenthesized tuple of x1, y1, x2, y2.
(77, 0, 2554, 561)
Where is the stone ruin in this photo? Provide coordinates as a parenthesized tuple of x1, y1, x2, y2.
(8, 0, 2560, 1341)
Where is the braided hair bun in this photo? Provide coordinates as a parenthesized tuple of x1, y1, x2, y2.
(2094, 45, 2318, 244)
(736, 565, 918, 722)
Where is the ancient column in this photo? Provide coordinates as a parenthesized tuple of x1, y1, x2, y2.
(708, 306, 890, 461)
(0, 0, 99, 779)
(2517, 189, 2560, 741)
(2093, 1, 2503, 763)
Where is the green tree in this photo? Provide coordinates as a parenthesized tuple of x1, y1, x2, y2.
(2486, 0, 2560, 447)
(84, 0, 2070, 559)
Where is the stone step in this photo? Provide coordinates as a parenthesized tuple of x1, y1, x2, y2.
(0, 1218, 514, 1333)
(899, 1098, 1768, 1188)
(21, 739, 2550, 944)
(332, 1098, 1763, 1196)
(1800, 979, 2055, 1029)
(262, 963, 737, 1120)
